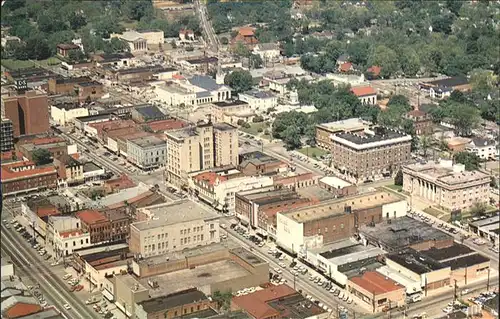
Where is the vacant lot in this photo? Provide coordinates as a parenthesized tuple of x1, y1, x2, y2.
(298, 147, 327, 159)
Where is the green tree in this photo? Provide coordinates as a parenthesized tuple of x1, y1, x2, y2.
(122, 0, 153, 21)
(212, 291, 232, 311)
(220, 37, 229, 45)
(69, 12, 87, 31)
(224, 70, 253, 94)
(249, 54, 263, 69)
(68, 50, 86, 62)
(25, 35, 51, 60)
(282, 126, 302, 150)
(394, 170, 403, 186)
(448, 103, 480, 136)
(454, 152, 481, 171)
(470, 69, 498, 94)
(32, 149, 52, 165)
(420, 135, 432, 157)
(369, 45, 399, 78)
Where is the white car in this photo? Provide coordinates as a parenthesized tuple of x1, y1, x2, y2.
(279, 262, 286, 268)
(274, 268, 282, 274)
(63, 303, 71, 310)
(442, 306, 453, 313)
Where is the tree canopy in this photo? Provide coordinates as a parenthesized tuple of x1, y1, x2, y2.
(224, 70, 253, 94)
(32, 148, 52, 166)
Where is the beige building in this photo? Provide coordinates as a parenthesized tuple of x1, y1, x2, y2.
(331, 127, 412, 183)
(165, 121, 237, 187)
(50, 104, 89, 126)
(211, 100, 255, 125)
(402, 160, 490, 211)
(213, 123, 238, 167)
(315, 118, 371, 150)
(110, 29, 164, 52)
(129, 200, 220, 258)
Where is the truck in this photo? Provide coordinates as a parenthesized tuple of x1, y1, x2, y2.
(406, 293, 423, 303)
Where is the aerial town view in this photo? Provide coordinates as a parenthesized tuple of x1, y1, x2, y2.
(0, 0, 499, 319)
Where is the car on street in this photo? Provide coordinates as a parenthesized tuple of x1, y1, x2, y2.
(63, 303, 71, 310)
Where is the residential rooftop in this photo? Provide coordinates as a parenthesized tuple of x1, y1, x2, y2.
(132, 199, 219, 231)
(283, 191, 402, 223)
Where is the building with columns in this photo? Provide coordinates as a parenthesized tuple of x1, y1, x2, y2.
(402, 160, 490, 212)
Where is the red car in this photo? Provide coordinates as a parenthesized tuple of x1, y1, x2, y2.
(74, 285, 84, 292)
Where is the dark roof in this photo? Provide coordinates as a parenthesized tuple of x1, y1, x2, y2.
(75, 114, 110, 122)
(484, 294, 499, 312)
(320, 244, 363, 259)
(471, 137, 496, 147)
(133, 104, 166, 120)
(139, 289, 207, 313)
(212, 100, 248, 108)
(77, 81, 102, 87)
(185, 57, 218, 65)
(54, 76, 92, 84)
(81, 249, 126, 263)
(83, 162, 103, 173)
(425, 77, 469, 88)
(387, 249, 447, 274)
(117, 65, 175, 75)
(98, 52, 134, 62)
(442, 253, 490, 270)
(267, 293, 325, 318)
(419, 244, 474, 262)
(435, 311, 468, 319)
(179, 308, 218, 318)
(334, 127, 408, 145)
(53, 102, 83, 111)
(213, 123, 237, 131)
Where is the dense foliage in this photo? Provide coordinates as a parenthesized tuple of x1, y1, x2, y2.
(224, 70, 253, 94)
(1, 0, 198, 61)
(208, 0, 500, 78)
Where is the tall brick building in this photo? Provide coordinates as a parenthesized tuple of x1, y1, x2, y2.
(1, 90, 49, 137)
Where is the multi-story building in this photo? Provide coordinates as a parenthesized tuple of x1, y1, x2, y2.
(402, 160, 490, 211)
(2, 90, 49, 137)
(131, 105, 168, 123)
(54, 154, 84, 186)
(126, 135, 167, 170)
(276, 191, 407, 254)
(404, 109, 433, 135)
(110, 30, 164, 52)
(76, 209, 130, 244)
(331, 127, 412, 183)
(1, 160, 58, 196)
(166, 121, 227, 187)
(238, 151, 287, 176)
(238, 90, 277, 112)
(235, 187, 312, 237)
(192, 171, 274, 214)
(1, 118, 14, 152)
(213, 123, 239, 167)
(50, 102, 89, 126)
(17, 135, 76, 161)
(315, 118, 371, 150)
(129, 200, 220, 258)
(466, 138, 498, 160)
(47, 76, 92, 95)
(211, 100, 255, 125)
(53, 228, 92, 258)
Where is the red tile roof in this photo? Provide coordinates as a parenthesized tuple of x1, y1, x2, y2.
(232, 285, 296, 319)
(340, 62, 353, 72)
(32, 137, 65, 146)
(194, 172, 228, 186)
(351, 86, 377, 97)
(1, 151, 24, 162)
(37, 206, 60, 218)
(367, 65, 382, 76)
(349, 271, 403, 295)
(145, 119, 188, 132)
(5, 302, 42, 318)
(105, 174, 136, 192)
(107, 190, 154, 209)
(238, 27, 255, 37)
(1, 161, 57, 181)
(76, 210, 108, 225)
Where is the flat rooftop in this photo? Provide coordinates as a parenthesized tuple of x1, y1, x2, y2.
(387, 249, 448, 274)
(137, 242, 230, 266)
(318, 118, 370, 132)
(319, 176, 352, 188)
(283, 191, 402, 223)
(166, 127, 198, 140)
(139, 260, 251, 297)
(129, 135, 166, 148)
(332, 127, 411, 147)
(360, 216, 452, 251)
(296, 185, 336, 202)
(213, 122, 237, 132)
(340, 258, 383, 279)
(138, 289, 206, 314)
(321, 246, 385, 266)
(470, 215, 499, 228)
(237, 188, 302, 206)
(212, 100, 248, 108)
(404, 161, 490, 186)
(419, 244, 474, 262)
(133, 199, 219, 231)
(442, 253, 490, 270)
(83, 161, 103, 173)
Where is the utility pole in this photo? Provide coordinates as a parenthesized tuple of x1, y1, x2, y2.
(453, 279, 458, 303)
(486, 267, 490, 291)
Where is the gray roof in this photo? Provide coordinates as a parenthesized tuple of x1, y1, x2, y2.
(128, 135, 166, 148)
(196, 91, 212, 98)
(213, 122, 237, 132)
(134, 105, 166, 120)
(470, 137, 496, 147)
(83, 161, 103, 173)
(241, 90, 276, 99)
(188, 75, 222, 92)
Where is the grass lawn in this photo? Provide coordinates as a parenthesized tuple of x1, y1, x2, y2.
(240, 122, 269, 135)
(424, 207, 444, 218)
(298, 147, 328, 159)
(1, 59, 35, 70)
(1, 57, 62, 70)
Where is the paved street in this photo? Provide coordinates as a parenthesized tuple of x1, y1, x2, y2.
(1, 207, 98, 319)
